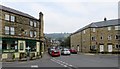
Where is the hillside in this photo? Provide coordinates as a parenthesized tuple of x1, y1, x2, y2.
(45, 33, 70, 40)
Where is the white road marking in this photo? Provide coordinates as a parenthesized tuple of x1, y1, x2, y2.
(50, 58, 74, 67)
(64, 65, 67, 67)
(69, 65, 73, 67)
(31, 65, 38, 68)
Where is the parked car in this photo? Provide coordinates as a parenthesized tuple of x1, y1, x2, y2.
(48, 48, 55, 55)
(61, 48, 71, 55)
(69, 49, 77, 54)
(51, 49, 60, 57)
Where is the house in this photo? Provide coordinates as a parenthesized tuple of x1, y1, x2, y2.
(0, 5, 45, 61)
(70, 18, 120, 54)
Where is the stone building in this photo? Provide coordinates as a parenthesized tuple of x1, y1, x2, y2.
(0, 5, 45, 61)
(70, 19, 120, 54)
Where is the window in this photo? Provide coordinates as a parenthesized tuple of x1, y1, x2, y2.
(34, 31, 37, 37)
(30, 31, 33, 37)
(90, 45, 96, 50)
(115, 44, 120, 49)
(115, 26, 120, 30)
(10, 27, 15, 35)
(30, 21, 33, 26)
(93, 28, 95, 32)
(20, 42, 24, 50)
(91, 36, 96, 41)
(100, 36, 103, 40)
(108, 27, 111, 31)
(5, 14, 9, 21)
(108, 35, 112, 40)
(5, 26, 9, 34)
(115, 35, 120, 40)
(83, 30, 86, 34)
(11, 15, 15, 22)
(34, 22, 37, 27)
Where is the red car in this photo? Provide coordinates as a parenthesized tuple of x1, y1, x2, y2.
(51, 50, 60, 57)
(69, 49, 77, 54)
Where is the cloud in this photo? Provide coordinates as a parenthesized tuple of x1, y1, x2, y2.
(1, 1, 118, 33)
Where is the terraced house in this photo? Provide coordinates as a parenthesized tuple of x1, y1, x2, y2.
(0, 5, 45, 61)
(70, 18, 120, 54)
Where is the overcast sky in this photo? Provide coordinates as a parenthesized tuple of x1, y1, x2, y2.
(1, 0, 119, 33)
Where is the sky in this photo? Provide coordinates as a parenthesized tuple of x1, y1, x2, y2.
(1, 0, 119, 33)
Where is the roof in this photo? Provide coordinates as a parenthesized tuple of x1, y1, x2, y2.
(72, 19, 120, 35)
(0, 5, 37, 20)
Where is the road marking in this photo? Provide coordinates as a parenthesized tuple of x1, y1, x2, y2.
(51, 58, 74, 67)
(69, 65, 73, 67)
(64, 65, 67, 67)
(31, 65, 38, 68)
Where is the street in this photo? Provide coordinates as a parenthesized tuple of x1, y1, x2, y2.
(1, 53, 119, 69)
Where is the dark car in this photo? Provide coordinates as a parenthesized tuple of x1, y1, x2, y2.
(51, 50, 60, 57)
(69, 49, 77, 54)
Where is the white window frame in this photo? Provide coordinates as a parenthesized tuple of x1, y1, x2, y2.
(5, 14, 9, 21)
(30, 21, 33, 26)
(5, 26, 9, 34)
(115, 26, 120, 30)
(108, 35, 112, 40)
(30, 31, 33, 37)
(11, 15, 15, 22)
(108, 27, 111, 31)
(34, 22, 37, 27)
(93, 28, 95, 32)
(10, 27, 15, 35)
(83, 30, 86, 34)
(34, 31, 37, 37)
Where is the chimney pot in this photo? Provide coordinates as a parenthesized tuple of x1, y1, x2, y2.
(104, 17, 107, 21)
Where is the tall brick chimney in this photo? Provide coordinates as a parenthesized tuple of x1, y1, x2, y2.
(39, 12, 44, 39)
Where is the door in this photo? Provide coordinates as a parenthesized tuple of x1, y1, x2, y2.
(100, 45, 104, 52)
(77, 46, 80, 52)
(108, 45, 112, 52)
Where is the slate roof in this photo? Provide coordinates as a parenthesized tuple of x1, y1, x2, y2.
(0, 5, 37, 20)
(72, 19, 120, 35)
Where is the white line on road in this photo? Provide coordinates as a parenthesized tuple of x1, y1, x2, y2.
(51, 58, 74, 67)
(64, 65, 67, 67)
(31, 65, 38, 68)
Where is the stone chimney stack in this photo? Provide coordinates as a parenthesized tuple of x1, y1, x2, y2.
(39, 12, 44, 39)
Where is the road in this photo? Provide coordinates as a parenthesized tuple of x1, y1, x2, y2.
(1, 53, 119, 69)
